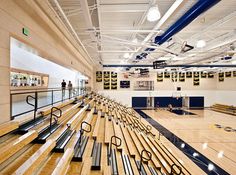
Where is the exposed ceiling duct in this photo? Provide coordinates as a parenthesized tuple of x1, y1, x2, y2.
(135, 0, 221, 60)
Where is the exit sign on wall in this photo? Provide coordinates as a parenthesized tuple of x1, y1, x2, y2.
(22, 28, 29, 36)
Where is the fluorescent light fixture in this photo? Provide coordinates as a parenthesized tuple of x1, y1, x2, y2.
(208, 163, 214, 171)
(120, 60, 127, 64)
(196, 40, 206, 48)
(188, 53, 196, 57)
(232, 60, 236, 64)
(132, 38, 138, 43)
(147, 6, 161, 22)
(123, 53, 130, 58)
(217, 151, 224, 158)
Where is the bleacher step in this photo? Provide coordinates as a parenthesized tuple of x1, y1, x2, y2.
(54, 129, 75, 152)
(73, 135, 89, 162)
(35, 123, 60, 143)
(91, 141, 102, 170)
(18, 116, 45, 134)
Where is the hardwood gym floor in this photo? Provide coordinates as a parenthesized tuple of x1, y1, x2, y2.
(142, 109, 236, 175)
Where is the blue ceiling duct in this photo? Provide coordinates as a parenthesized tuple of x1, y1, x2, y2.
(135, 0, 220, 60)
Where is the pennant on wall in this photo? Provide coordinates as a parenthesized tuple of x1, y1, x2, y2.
(103, 71, 110, 89)
(179, 72, 185, 82)
(157, 72, 163, 82)
(96, 71, 102, 82)
(111, 72, 117, 89)
(218, 72, 224, 82)
(193, 72, 200, 86)
(186, 72, 192, 78)
(225, 71, 232, 78)
(208, 72, 214, 78)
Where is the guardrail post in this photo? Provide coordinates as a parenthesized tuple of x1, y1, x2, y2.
(10, 94, 13, 120)
(51, 90, 54, 105)
(35, 92, 38, 121)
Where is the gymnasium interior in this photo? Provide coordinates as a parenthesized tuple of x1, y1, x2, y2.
(0, 0, 236, 174)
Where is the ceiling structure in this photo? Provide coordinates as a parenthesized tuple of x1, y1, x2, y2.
(49, 0, 236, 72)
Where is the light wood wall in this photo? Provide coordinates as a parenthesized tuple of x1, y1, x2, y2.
(0, 0, 94, 123)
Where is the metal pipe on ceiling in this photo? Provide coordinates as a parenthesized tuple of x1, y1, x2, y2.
(128, 0, 186, 60)
(103, 64, 236, 68)
(52, 0, 95, 64)
(136, 0, 221, 60)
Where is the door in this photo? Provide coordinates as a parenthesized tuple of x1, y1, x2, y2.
(132, 97, 147, 109)
(189, 97, 204, 109)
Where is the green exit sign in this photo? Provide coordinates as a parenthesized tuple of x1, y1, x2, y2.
(22, 28, 29, 36)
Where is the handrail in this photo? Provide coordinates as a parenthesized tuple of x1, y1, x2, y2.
(170, 164, 182, 175)
(26, 94, 38, 121)
(78, 121, 92, 146)
(109, 135, 122, 157)
(49, 107, 62, 132)
(10, 86, 91, 119)
(139, 149, 152, 171)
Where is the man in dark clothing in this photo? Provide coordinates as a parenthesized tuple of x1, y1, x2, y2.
(61, 80, 66, 98)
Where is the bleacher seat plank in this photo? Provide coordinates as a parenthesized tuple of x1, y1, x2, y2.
(0, 121, 19, 137)
(80, 157, 92, 175)
(104, 117, 113, 144)
(134, 132, 162, 170)
(151, 138, 190, 175)
(0, 130, 38, 164)
(51, 148, 74, 175)
(67, 105, 89, 130)
(139, 134, 164, 173)
(92, 113, 101, 140)
(120, 126, 136, 157)
(127, 128, 146, 161)
(112, 121, 124, 151)
(13, 139, 56, 175)
(103, 165, 112, 175)
(116, 151, 126, 175)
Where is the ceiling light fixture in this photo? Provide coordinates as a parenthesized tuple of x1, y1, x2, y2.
(132, 38, 138, 43)
(232, 60, 236, 64)
(123, 53, 130, 58)
(196, 40, 206, 48)
(147, 6, 161, 22)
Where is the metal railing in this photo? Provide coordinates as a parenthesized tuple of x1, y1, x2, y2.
(10, 87, 91, 119)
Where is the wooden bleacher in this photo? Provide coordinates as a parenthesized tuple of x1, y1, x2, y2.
(211, 103, 236, 116)
(0, 92, 201, 174)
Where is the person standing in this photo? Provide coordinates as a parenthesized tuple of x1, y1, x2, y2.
(68, 81, 73, 98)
(61, 80, 66, 99)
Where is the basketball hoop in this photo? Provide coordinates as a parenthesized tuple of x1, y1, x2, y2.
(172, 92, 181, 99)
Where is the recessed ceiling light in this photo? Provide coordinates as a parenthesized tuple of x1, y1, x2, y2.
(147, 6, 161, 22)
(123, 53, 130, 58)
(196, 40, 206, 48)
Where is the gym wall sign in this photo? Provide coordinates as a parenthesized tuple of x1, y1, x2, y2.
(213, 124, 236, 133)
